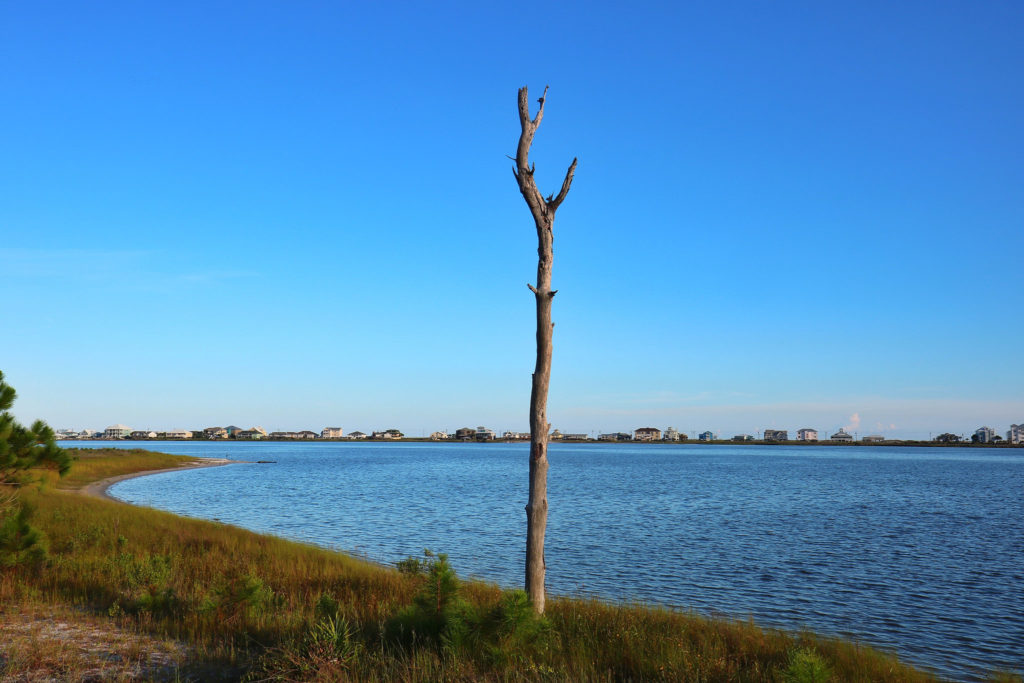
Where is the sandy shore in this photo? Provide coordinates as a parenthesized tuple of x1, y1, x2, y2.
(76, 458, 238, 502)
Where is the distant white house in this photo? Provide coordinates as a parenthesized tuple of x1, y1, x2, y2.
(163, 429, 192, 439)
(974, 426, 996, 443)
(634, 427, 662, 441)
(130, 430, 157, 440)
(797, 428, 818, 441)
(502, 431, 530, 440)
(430, 431, 449, 440)
(348, 431, 367, 439)
(104, 424, 132, 439)
(664, 427, 681, 441)
(1009, 424, 1023, 445)
(598, 432, 632, 441)
(830, 428, 853, 442)
(321, 427, 344, 439)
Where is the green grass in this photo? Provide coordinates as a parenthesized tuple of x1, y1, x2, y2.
(0, 448, 963, 681)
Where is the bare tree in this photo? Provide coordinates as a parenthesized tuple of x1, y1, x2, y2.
(513, 86, 577, 614)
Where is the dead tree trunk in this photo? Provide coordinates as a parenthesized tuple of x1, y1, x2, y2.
(513, 85, 577, 615)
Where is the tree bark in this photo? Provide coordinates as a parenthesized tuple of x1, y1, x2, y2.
(513, 86, 576, 615)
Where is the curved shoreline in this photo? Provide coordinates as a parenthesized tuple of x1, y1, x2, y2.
(74, 458, 238, 502)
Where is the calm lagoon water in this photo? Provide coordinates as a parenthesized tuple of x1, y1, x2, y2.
(74, 441, 1023, 680)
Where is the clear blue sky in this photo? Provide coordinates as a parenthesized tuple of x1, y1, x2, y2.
(2, 1, 1021, 439)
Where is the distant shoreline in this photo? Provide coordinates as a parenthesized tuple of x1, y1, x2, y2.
(60, 438, 1020, 448)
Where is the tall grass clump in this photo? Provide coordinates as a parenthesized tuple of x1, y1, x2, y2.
(780, 647, 833, 683)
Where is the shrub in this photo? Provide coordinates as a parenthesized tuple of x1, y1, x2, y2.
(201, 572, 276, 624)
(389, 550, 469, 646)
(104, 551, 178, 616)
(0, 493, 47, 569)
(0, 370, 68, 569)
(781, 647, 833, 683)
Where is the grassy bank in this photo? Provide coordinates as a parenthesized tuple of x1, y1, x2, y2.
(0, 448, 965, 681)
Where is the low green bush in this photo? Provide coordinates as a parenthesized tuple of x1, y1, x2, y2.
(781, 647, 833, 683)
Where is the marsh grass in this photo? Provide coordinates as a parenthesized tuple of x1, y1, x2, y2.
(0, 448, 959, 680)
(50, 447, 199, 490)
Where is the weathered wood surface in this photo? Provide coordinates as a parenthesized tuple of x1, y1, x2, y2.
(513, 85, 576, 614)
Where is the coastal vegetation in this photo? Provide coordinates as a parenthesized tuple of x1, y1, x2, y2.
(1, 370, 70, 570)
(0, 449, 969, 680)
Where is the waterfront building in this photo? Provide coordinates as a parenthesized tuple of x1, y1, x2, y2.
(130, 430, 157, 439)
(475, 426, 496, 441)
(104, 424, 132, 439)
(664, 427, 681, 441)
(269, 431, 297, 439)
(797, 428, 818, 441)
(732, 434, 755, 441)
(321, 427, 344, 439)
(973, 426, 996, 443)
(502, 431, 530, 440)
(763, 429, 788, 441)
(830, 428, 853, 442)
(634, 427, 662, 441)
(698, 431, 714, 441)
(163, 429, 192, 439)
(561, 433, 589, 441)
(598, 432, 632, 441)
(204, 427, 229, 439)
(862, 434, 885, 443)
(1009, 424, 1023, 445)
(430, 431, 449, 440)
(454, 427, 475, 440)
(225, 425, 243, 437)
(237, 428, 265, 440)
(348, 431, 367, 439)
